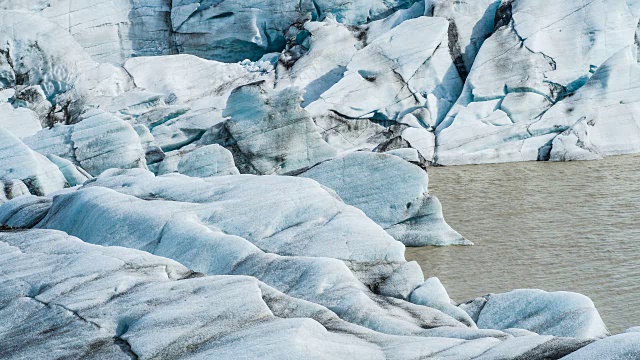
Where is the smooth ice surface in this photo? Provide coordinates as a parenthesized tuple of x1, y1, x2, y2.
(0, 229, 587, 359)
(26, 171, 487, 338)
(410, 277, 477, 328)
(0, 192, 595, 359)
(0, 103, 41, 138)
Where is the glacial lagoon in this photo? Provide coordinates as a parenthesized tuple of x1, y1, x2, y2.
(407, 154, 640, 334)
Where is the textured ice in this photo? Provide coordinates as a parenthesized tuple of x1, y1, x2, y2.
(307, 16, 462, 135)
(464, 289, 609, 339)
(0, 0, 173, 64)
(430, 0, 502, 79)
(46, 155, 91, 187)
(205, 82, 337, 175)
(0, 1, 638, 357)
(177, 144, 240, 177)
(0, 180, 29, 204)
(410, 277, 476, 327)
(171, 0, 421, 62)
(435, 0, 640, 165)
(275, 16, 358, 107)
(0, 128, 67, 196)
(0, 10, 132, 108)
(301, 151, 469, 246)
(560, 332, 640, 360)
(24, 110, 147, 176)
(544, 47, 640, 160)
(123, 54, 270, 105)
(0, 177, 597, 358)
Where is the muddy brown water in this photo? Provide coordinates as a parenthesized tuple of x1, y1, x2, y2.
(406, 154, 640, 334)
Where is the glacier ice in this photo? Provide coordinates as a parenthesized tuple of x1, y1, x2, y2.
(0, 103, 42, 138)
(0, 0, 638, 357)
(410, 277, 477, 328)
(560, 332, 640, 360)
(24, 109, 147, 176)
(0, 228, 595, 359)
(544, 47, 640, 160)
(301, 151, 469, 246)
(0, 174, 601, 358)
(0, 128, 67, 196)
(206, 81, 337, 175)
(177, 144, 240, 177)
(462, 289, 609, 339)
(435, 0, 640, 165)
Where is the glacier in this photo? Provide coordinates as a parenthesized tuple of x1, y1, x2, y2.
(0, 0, 639, 358)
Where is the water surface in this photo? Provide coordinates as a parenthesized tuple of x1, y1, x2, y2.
(406, 155, 640, 334)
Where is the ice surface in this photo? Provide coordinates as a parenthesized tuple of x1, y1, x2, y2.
(301, 151, 469, 245)
(0, 1, 637, 357)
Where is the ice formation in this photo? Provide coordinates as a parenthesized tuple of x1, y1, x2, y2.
(0, 0, 638, 358)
